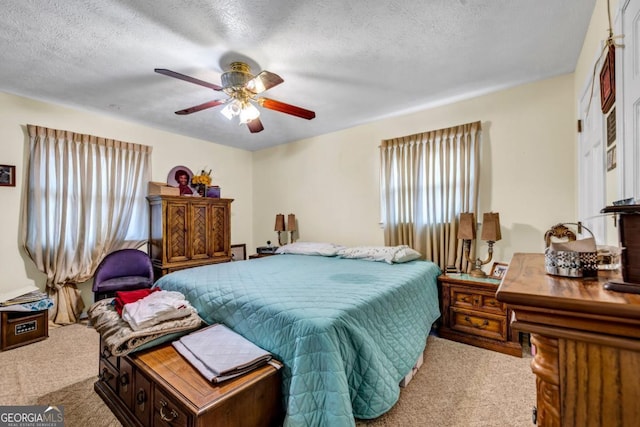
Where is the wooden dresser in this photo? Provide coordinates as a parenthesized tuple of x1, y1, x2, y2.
(438, 273, 522, 356)
(496, 253, 640, 426)
(95, 340, 283, 427)
(147, 196, 233, 278)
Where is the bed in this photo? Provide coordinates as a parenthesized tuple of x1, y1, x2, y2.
(154, 251, 441, 427)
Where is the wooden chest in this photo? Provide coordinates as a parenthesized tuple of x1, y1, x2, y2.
(0, 309, 48, 351)
(95, 340, 283, 427)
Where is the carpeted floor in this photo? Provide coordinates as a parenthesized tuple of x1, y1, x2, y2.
(0, 323, 536, 426)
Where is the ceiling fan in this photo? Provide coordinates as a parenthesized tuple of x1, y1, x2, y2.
(155, 62, 316, 133)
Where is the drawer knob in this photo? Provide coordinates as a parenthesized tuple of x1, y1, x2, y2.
(98, 368, 114, 382)
(136, 389, 147, 411)
(101, 346, 112, 359)
(159, 399, 179, 422)
(119, 372, 129, 389)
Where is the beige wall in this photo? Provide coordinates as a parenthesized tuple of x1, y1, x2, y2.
(574, 0, 619, 91)
(253, 74, 577, 266)
(0, 92, 253, 309)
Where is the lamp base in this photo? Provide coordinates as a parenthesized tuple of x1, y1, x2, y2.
(469, 268, 488, 278)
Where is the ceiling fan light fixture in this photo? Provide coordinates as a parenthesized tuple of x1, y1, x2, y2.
(221, 62, 253, 94)
(156, 62, 314, 133)
(220, 100, 240, 120)
(238, 102, 260, 124)
(220, 98, 260, 124)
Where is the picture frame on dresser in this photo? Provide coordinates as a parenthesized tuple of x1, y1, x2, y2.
(230, 243, 246, 261)
(490, 262, 509, 279)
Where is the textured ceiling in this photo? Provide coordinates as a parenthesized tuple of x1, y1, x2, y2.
(1, 0, 595, 151)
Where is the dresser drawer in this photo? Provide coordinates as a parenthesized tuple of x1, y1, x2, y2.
(98, 359, 119, 394)
(118, 357, 134, 409)
(99, 337, 118, 369)
(133, 369, 152, 426)
(450, 307, 507, 341)
(450, 287, 505, 314)
(154, 386, 189, 427)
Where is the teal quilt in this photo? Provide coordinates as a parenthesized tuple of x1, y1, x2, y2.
(155, 254, 441, 427)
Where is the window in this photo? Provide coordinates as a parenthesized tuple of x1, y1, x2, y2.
(23, 125, 152, 324)
(380, 121, 481, 269)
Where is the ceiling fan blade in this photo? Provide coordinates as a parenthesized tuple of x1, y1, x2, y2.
(247, 118, 264, 133)
(247, 71, 284, 94)
(258, 97, 316, 120)
(155, 68, 223, 91)
(175, 99, 226, 115)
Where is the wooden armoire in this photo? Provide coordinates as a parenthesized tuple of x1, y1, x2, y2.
(147, 195, 233, 279)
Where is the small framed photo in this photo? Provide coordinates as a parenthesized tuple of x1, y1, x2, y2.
(230, 243, 246, 261)
(599, 44, 615, 114)
(0, 165, 16, 187)
(490, 262, 509, 279)
(607, 146, 617, 171)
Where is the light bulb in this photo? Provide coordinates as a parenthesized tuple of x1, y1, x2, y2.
(238, 102, 260, 124)
(220, 99, 242, 120)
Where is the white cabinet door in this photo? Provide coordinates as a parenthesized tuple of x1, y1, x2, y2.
(617, 0, 640, 201)
(578, 56, 606, 244)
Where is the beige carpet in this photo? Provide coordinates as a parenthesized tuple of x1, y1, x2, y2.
(0, 323, 535, 427)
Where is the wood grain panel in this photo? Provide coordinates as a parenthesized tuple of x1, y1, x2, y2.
(559, 338, 640, 426)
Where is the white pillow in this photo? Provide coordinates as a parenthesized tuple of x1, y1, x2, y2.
(392, 246, 422, 263)
(275, 242, 343, 256)
(337, 245, 422, 264)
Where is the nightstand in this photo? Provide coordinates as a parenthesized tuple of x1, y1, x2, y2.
(437, 273, 522, 357)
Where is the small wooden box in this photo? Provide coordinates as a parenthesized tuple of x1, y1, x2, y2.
(0, 310, 49, 351)
(148, 181, 179, 196)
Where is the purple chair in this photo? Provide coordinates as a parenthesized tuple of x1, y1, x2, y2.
(92, 249, 154, 301)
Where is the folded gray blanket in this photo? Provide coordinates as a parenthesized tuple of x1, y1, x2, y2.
(88, 298, 202, 356)
(173, 323, 272, 383)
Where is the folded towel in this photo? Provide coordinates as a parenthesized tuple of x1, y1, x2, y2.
(115, 288, 160, 315)
(173, 324, 272, 383)
(122, 290, 193, 331)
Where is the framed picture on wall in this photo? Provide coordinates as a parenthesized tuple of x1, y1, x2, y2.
(607, 107, 616, 146)
(607, 146, 617, 171)
(599, 44, 615, 114)
(230, 244, 247, 261)
(0, 165, 16, 187)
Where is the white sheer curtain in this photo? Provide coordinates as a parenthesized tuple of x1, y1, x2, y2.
(380, 121, 481, 271)
(23, 125, 152, 325)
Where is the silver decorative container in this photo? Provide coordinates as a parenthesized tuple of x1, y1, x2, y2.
(544, 222, 598, 278)
(544, 249, 598, 277)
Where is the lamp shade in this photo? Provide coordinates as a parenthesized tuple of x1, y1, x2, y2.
(274, 214, 285, 232)
(457, 213, 476, 240)
(287, 214, 297, 231)
(481, 212, 502, 241)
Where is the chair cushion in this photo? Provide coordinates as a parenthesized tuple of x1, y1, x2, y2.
(97, 276, 153, 292)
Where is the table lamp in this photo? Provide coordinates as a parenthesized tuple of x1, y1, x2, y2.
(458, 212, 501, 278)
(274, 214, 285, 245)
